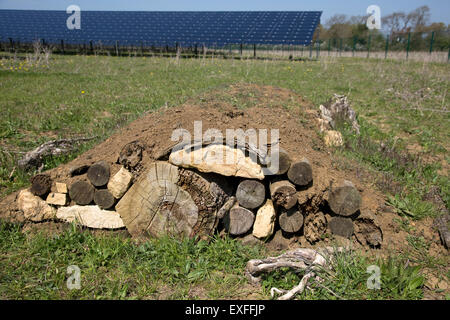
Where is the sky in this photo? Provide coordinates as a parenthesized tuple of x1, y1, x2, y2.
(0, 0, 449, 25)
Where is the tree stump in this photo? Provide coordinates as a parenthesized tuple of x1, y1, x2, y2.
(328, 180, 361, 217)
(30, 174, 52, 197)
(279, 206, 304, 234)
(223, 203, 255, 236)
(287, 158, 313, 187)
(94, 189, 116, 210)
(270, 179, 297, 210)
(236, 180, 266, 210)
(69, 180, 95, 205)
(87, 161, 110, 187)
(116, 161, 231, 240)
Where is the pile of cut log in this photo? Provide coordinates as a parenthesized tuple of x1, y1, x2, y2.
(18, 160, 133, 229)
(17, 141, 382, 247)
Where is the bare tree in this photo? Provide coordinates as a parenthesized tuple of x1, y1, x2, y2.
(407, 5, 430, 32)
(382, 12, 407, 34)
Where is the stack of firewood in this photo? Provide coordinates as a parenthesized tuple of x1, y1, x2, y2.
(18, 141, 382, 247)
(113, 142, 374, 244)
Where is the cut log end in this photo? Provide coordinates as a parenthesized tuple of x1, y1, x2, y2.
(270, 179, 297, 210)
(87, 161, 110, 187)
(279, 206, 304, 234)
(287, 159, 313, 187)
(329, 216, 354, 239)
(94, 189, 116, 210)
(224, 204, 255, 236)
(116, 162, 229, 240)
(236, 180, 266, 210)
(69, 180, 95, 206)
(30, 174, 52, 197)
(266, 149, 291, 175)
(328, 180, 361, 217)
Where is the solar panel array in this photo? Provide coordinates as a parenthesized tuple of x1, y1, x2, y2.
(0, 10, 322, 47)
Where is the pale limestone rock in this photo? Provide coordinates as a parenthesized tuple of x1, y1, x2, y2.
(55, 182, 68, 194)
(46, 193, 68, 206)
(17, 189, 56, 222)
(169, 144, 264, 180)
(56, 205, 125, 229)
(252, 199, 276, 239)
(107, 167, 133, 199)
(324, 130, 344, 147)
(316, 118, 331, 133)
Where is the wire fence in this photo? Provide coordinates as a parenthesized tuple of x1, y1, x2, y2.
(1, 30, 449, 63)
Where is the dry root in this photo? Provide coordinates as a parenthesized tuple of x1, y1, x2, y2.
(246, 247, 344, 300)
(18, 137, 96, 171)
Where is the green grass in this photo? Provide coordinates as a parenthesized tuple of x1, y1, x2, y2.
(0, 221, 428, 300)
(261, 251, 425, 300)
(0, 53, 449, 300)
(0, 222, 265, 299)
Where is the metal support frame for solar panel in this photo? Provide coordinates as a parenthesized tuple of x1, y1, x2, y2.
(0, 10, 322, 50)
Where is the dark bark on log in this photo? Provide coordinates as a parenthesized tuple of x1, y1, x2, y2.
(30, 174, 52, 197)
(87, 161, 110, 187)
(69, 180, 95, 205)
(236, 180, 266, 209)
(94, 189, 116, 210)
(69, 165, 90, 177)
(434, 214, 450, 250)
(354, 211, 383, 247)
(287, 158, 313, 187)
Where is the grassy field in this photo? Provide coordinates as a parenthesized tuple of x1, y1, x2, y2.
(0, 52, 449, 299)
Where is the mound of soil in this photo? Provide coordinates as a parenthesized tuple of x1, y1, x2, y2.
(0, 84, 446, 260)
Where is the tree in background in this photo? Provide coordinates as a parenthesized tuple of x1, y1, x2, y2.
(319, 5, 448, 52)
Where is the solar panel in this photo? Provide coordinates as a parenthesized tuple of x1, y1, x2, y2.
(0, 10, 322, 47)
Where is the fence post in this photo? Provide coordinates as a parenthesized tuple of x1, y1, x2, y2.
(406, 32, 411, 60)
(367, 35, 372, 58)
(339, 38, 343, 56)
(61, 40, 65, 54)
(352, 36, 357, 57)
(384, 35, 389, 59)
(254, 44, 256, 58)
(309, 42, 313, 59)
(316, 41, 320, 59)
(115, 40, 119, 56)
(429, 31, 435, 54)
(327, 39, 331, 56)
(240, 43, 243, 58)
